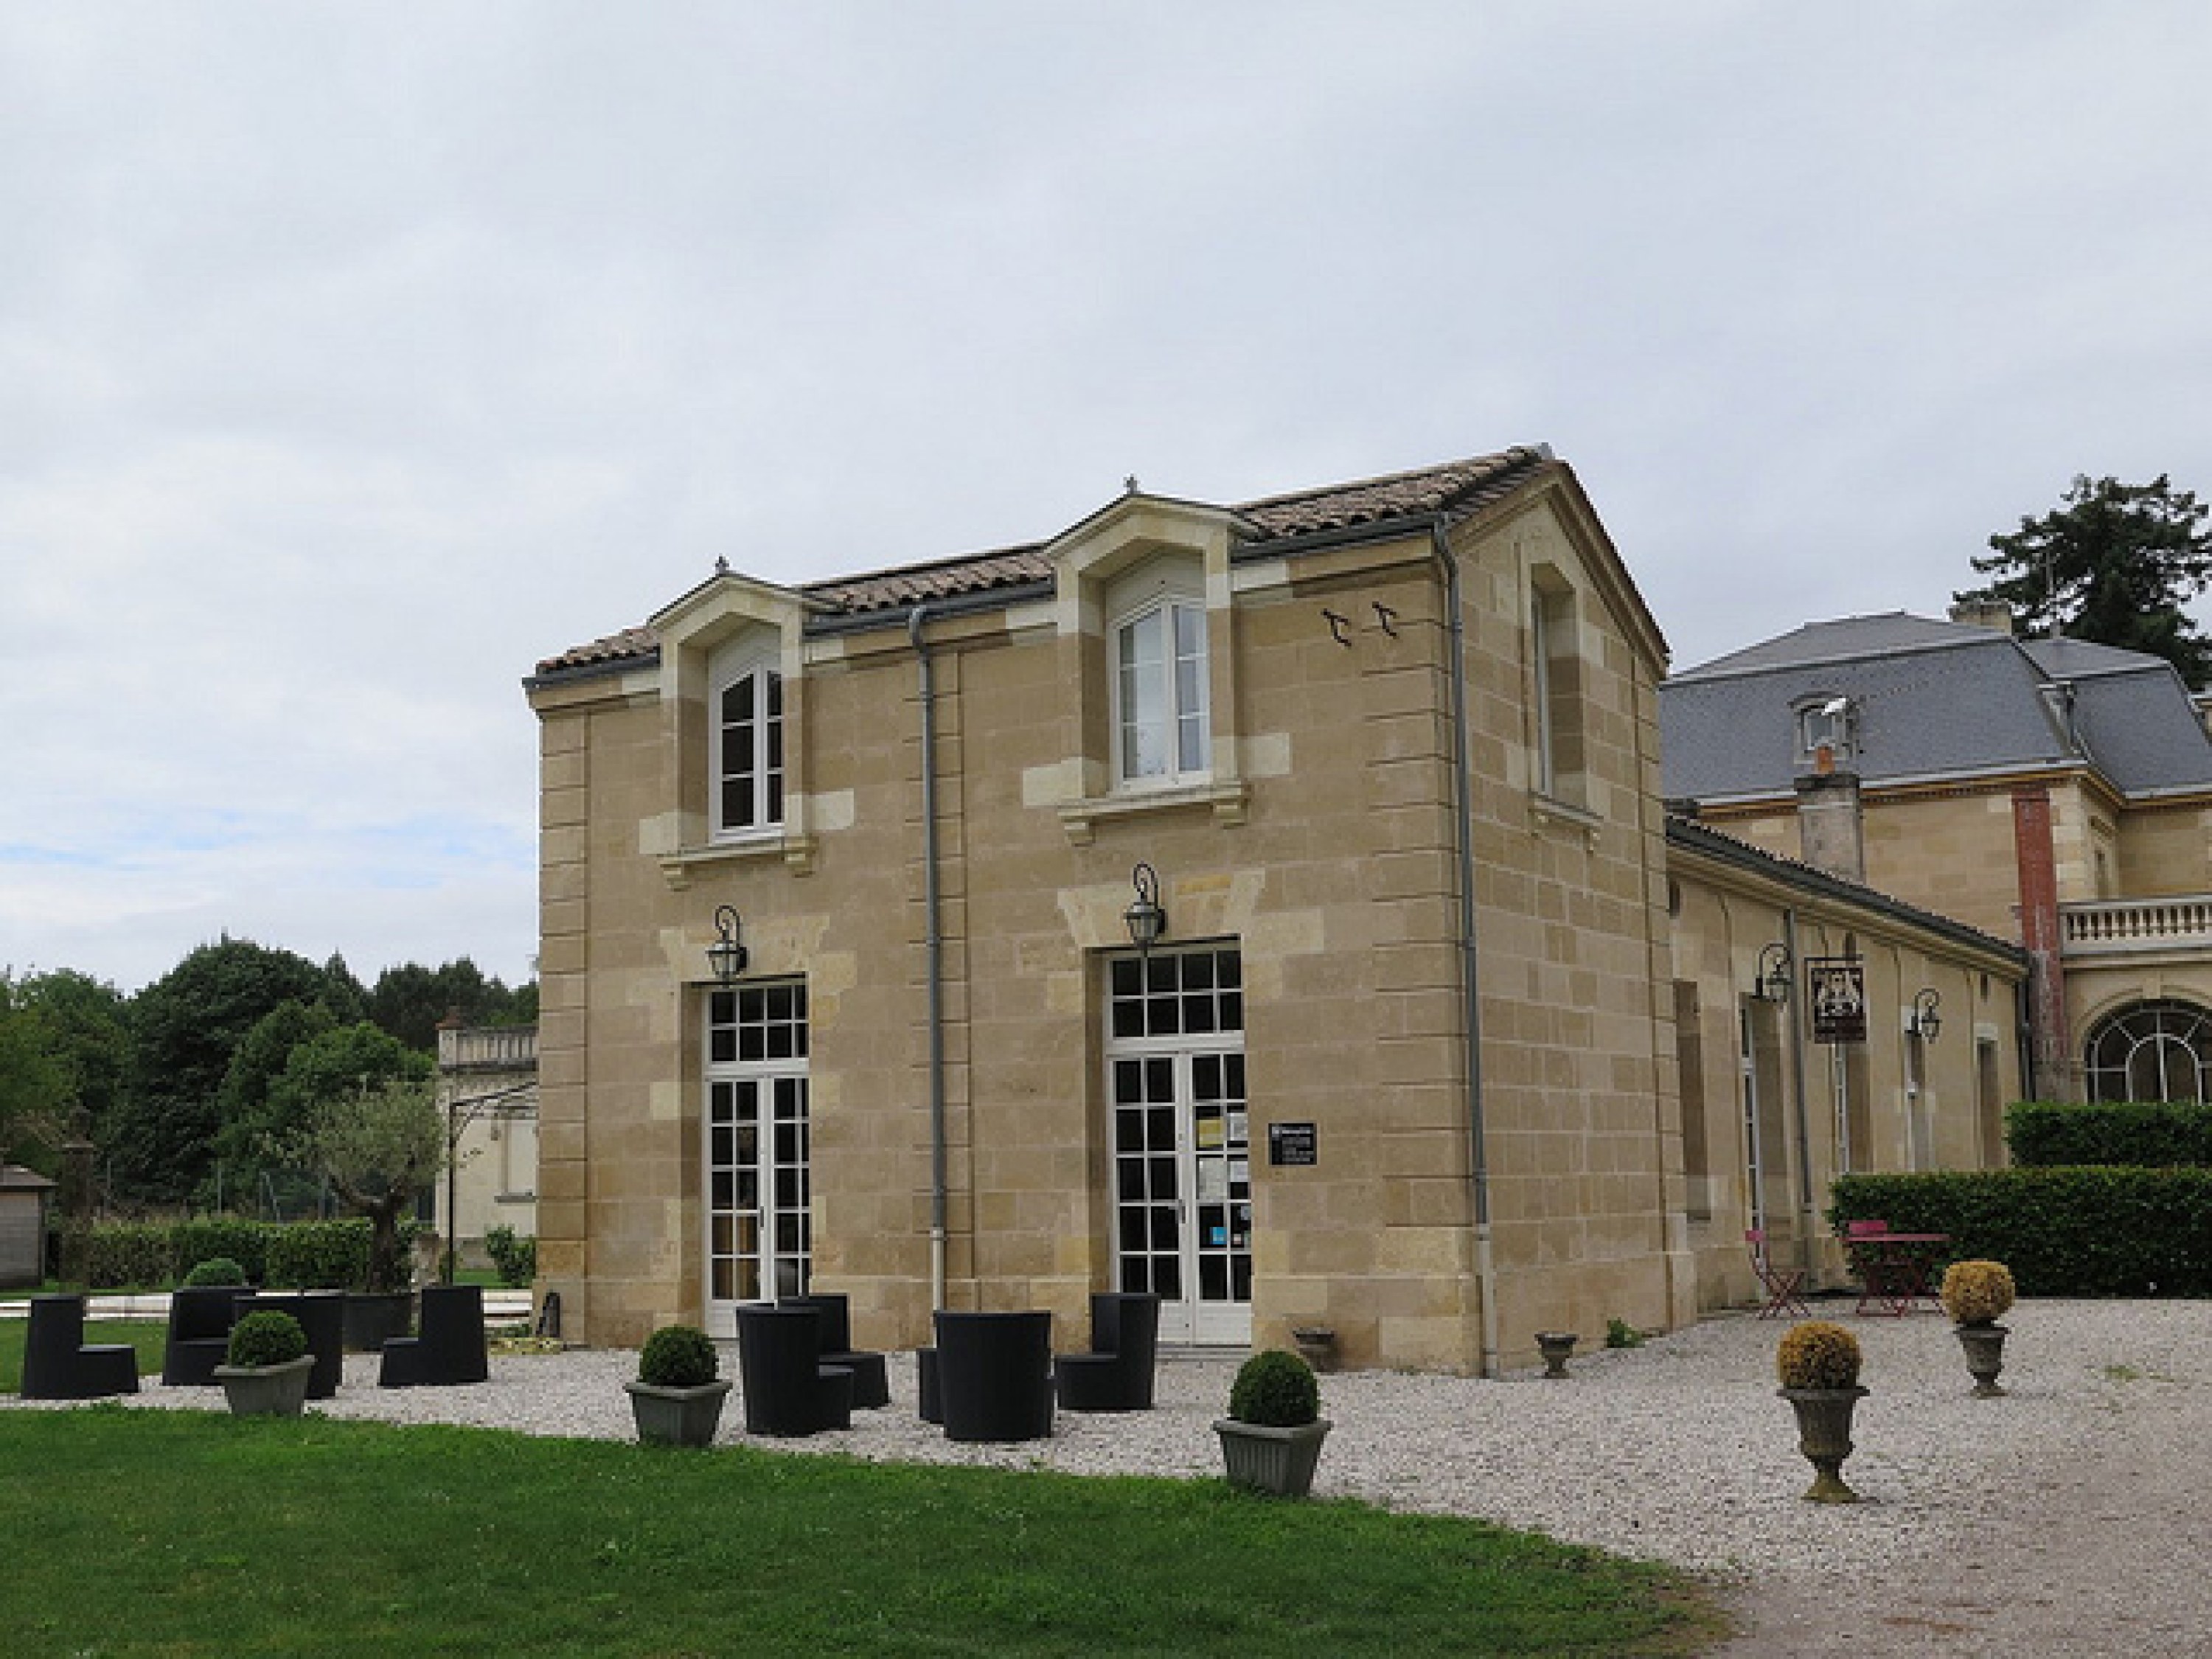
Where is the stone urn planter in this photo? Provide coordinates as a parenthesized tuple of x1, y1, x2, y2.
(217, 1354, 316, 1418)
(1941, 1260, 2016, 1399)
(1215, 1349, 1330, 1498)
(629, 1324, 730, 1448)
(1778, 1385, 1871, 1503)
(627, 1378, 735, 1447)
(1216, 1418, 1333, 1497)
(1775, 1320, 1868, 1503)
(216, 1308, 316, 1419)
(1535, 1331, 1579, 1380)
(1954, 1322, 2010, 1397)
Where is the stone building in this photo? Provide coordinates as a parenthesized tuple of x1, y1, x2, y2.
(525, 448, 2031, 1368)
(1663, 607, 2212, 1107)
(432, 1020, 539, 1269)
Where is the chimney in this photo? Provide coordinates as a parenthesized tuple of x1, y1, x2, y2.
(1949, 599, 2013, 635)
(1795, 759, 1866, 884)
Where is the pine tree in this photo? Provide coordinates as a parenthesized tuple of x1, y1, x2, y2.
(1957, 474, 2212, 687)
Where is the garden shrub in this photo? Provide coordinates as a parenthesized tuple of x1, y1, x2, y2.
(182, 1256, 247, 1287)
(84, 1223, 176, 1290)
(1775, 1320, 1862, 1389)
(172, 1217, 270, 1284)
(226, 1309, 308, 1369)
(484, 1225, 537, 1288)
(1831, 1167, 2212, 1295)
(2007, 1100, 2212, 1167)
(261, 1217, 420, 1290)
(1939, 1259, 2016, 1325)
(638, 1325, 719, 1388)
(1227, 1349, 1320, 1427)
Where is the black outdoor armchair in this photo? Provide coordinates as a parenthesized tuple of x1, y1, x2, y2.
(239, 1290, 347, 1399)
(161, 1284, 245, 1386)
(378, 1283, 489, 1388)
(1053, 1292, 1161, 1412)
(779, 1291, 890, 1408)
(734, 1304, 855, 1436)
(19, 1293, 139, 1400)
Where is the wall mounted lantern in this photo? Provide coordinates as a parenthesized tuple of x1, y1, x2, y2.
(707, 905, 748, 984)
(1753, 942, 1794, 1005)
(1124, 863, 1167, 957)
(1910, 988, 1942, 1044)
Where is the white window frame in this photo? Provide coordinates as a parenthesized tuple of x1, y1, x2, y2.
(710, 639, 784, 841)
(1108, 566, 1210, 790)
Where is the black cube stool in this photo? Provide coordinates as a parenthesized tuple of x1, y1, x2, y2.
(239, 1290, 347, 1399)
(935, 1310, 1053, 1443)
(380, 1283, 488, 1388)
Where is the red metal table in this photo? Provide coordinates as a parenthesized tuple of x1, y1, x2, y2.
(1847, 1232, 1950, 1316)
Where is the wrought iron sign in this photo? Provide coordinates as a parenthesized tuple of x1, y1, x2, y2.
(1805, 956, 1867, 1045)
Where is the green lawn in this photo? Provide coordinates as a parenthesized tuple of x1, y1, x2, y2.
(0, 1318, 168, 1393)
(0, 1410, 1725, 1657)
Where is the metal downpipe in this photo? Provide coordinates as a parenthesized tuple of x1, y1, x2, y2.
(908, 605, 949, 1312)
(1781, 909, 1818, 1279)
(1431, 520, 1499, 1379)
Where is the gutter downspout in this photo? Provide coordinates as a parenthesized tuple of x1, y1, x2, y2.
(908, 605, 948, 1313)
(1430, 519, 1499, 1380)
(1781, 909, 1818, 1276)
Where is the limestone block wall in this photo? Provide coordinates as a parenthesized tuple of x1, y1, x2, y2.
(529, 481, 1690, 1370)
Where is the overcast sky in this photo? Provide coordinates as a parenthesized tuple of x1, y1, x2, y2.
(5, 2, 2209, 995)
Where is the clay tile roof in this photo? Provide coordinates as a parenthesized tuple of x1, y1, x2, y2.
(802, 544, 1053, 619)
(1236, 446, 1554, 543)
(530, 446, 1557, 679)
(532, 625, 659, 678)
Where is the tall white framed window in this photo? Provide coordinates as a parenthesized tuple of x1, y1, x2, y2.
(1110, 570, 1209, 788)
(711, 641, 784, 840)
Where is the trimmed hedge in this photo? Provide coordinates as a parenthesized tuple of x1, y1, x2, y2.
(69, 1217, 420, 1292)
(2007, 1100, 2212, 1168)
(1830, 1167, 2212, 1296)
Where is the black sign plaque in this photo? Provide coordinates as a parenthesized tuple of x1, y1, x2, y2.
(1267, 1121, 1318, 1167)
(1806, 957, 1867, 1045)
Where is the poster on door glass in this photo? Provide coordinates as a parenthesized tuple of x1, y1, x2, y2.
(1197, 1161, 1228, 1203)
(1197, 1116, 1224, 1150)
(1227, 1110, 1248, 1144)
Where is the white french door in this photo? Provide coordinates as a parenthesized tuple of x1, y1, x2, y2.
(703, 982, 810, 1335)
(1107, 946, 1251, 1346)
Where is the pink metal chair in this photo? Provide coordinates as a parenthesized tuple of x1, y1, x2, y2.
(1746, 1228, 1809, 1319)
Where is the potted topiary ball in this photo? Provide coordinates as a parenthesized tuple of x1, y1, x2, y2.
(1214, 1348, 1331, 1497)
(1940, 1259, 2016, 1397)
(627, 1324, 732, 1447)
(1775, 1320, 1868, 1503)
(215, 1309, 316, 1418)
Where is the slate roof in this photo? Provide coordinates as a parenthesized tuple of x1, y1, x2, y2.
(1662, 611, 2212, 804)
(533, 446, 1558, 679)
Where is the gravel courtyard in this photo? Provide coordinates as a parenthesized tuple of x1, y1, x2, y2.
(13, 1297, 2208, 1656)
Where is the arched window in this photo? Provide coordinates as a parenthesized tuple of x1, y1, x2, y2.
(711, 639, 783, 839)
(2083, 1000, 2212, 1104)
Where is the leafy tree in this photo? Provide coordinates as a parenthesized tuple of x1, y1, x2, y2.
(1958, 473, 2212, 687)
(366, 958, 534, 1051)
(212, 1000, 340, 1207)
(111, 938, 341, 1204)
(0, 970, 126, 1177)
(279, 1071, 445, 1295)
(0, 975, 69, 1171)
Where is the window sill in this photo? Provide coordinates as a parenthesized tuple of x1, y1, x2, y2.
(1060, 779, 1249, 846)
(660, 832, 816, 887)
(1529, 792, 1604, 845)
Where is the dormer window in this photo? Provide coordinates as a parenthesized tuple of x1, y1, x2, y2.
(1796, 695, 1854, 763)
(712, 642, 783, 838)
(1110, 566, 1210, 788)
